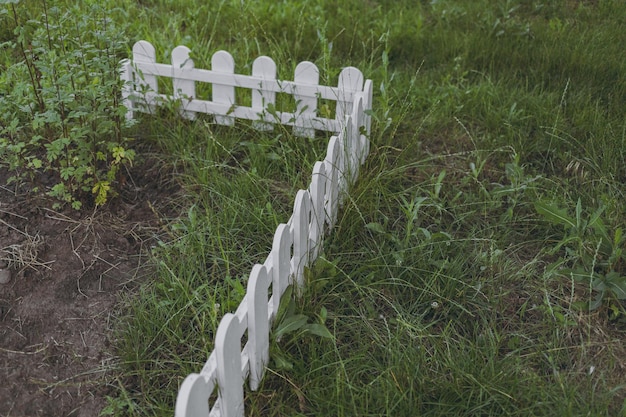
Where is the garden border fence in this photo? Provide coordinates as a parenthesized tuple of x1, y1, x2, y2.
(120, 40, 373, 417)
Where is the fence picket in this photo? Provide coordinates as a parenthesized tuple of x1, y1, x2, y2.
(172, 45, 196, 120)
(350, 95, 365, 181)
(251, 56, 277, 131)
(309, 161, 326, 260)
(212, 51, 236, 126)
(323, 136, 341, 230)
(337, 119, 350, 201)
(293, 61, 319, 138)
(215, 314, 245, 417)
(336, 67, 364, 124)
(270, 224, 291, 320)
(292, 190, 312, 288)
(247, 265, 270, 391)
(120, 59, 134, 119)
(132, 40, 158, 113)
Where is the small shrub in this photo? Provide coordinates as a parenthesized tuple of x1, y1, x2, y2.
(0, 1, 135, 209)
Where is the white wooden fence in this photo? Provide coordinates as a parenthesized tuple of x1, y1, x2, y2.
(120, 41, 373, 417)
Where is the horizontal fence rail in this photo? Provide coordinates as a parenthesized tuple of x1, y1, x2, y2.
(120, 41, 373, 417)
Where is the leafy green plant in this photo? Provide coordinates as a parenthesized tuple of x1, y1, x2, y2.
(270, 285, 333, 371)
(0, 1, 134, 209)
(536, 199, 626, 314)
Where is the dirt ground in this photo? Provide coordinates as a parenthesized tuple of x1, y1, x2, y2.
(0, 159, 178, 417)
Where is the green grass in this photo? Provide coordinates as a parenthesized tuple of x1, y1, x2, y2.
(4, 0, 626, 415)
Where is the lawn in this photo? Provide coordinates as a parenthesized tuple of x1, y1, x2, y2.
(2, 0, 625, 416)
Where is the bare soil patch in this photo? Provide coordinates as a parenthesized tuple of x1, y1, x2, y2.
(0, 158, 179, 417)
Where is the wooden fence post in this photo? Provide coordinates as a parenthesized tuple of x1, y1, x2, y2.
(252, 56, 277, 131)
(293, 61, 319, 138)
(172, 45, 196, 120)
(212, 50, 236, 126)
(132, 40, 158, 113)
(247, 265, 270, 391)
(215, 314, 245, 417)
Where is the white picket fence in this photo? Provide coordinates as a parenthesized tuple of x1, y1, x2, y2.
(120, 40, 373, 417)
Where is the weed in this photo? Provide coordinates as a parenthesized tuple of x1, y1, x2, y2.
(0, 1, 134, 209)
(537, 199, 626, 315)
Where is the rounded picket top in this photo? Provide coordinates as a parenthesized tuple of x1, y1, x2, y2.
(132, 40, 156, 64)
(172, 45, 192, 68)
(336, 67, 364, 122)
(212, 50, 235, 71)
(252, 56, 277, 78)
(175, 373, 214, 417)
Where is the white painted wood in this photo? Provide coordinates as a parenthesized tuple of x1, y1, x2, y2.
(337, 117, 350, 202)
(293, 61, 319, 138)
(212, 50, 235, 126)
(343, 112, 357, 184)
(348, 95, 365, 182)
(292, 190, 312, 288)
(309, 161, 326, 259)
(247, 264, 270, 391)
(132, 40, 158, 113)
(175, 374, 214, 417)
(131, 60, 346, 100)
(119, 59, 134, 120)
(336, 67, 364, 124)
(270, 224, 291, 319)
(215, 314, 245, 417)
(138, 94, 341, 132)
(172, 45, 196, 120)
(252, 56, 277, 131)
(323, 136, 340, 230)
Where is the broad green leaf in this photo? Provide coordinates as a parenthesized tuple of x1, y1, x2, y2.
(303, 323, 334, 339)
(534, 201, 575, 228)
(605, 272, 626, 299)
(274, 314, 309, 340)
